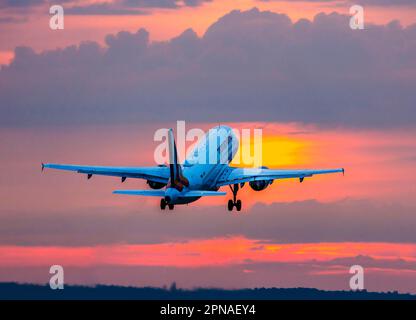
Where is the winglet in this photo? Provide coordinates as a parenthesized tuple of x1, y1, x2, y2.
(342, 168, 345, 176)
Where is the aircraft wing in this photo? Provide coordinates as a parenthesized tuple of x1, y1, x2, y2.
(216, 167, 344, 187)
(42, 163, 169, 184)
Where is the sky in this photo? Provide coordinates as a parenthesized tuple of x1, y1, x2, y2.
(0, 0, 416, 293)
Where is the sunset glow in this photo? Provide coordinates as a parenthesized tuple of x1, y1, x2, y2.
(1, 0, 415, 295)
(1, 238, 416, 268)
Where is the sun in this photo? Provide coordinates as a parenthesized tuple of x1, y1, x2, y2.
(231, 134, 311, 168)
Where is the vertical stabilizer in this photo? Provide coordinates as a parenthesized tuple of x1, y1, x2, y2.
(167, 129, 189, 190)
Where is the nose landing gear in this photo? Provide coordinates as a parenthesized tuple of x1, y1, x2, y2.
(228, 184, 242, 211)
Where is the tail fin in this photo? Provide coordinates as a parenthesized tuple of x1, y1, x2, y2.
(168, 128, 179, 183)
(167, 128, 189, 190)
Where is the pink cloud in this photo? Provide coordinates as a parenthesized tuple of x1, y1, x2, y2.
(1, 237, 415, 268)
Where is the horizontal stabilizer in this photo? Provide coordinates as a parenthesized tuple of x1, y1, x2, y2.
(113, 190, 165, 196)
(113, 190, 226, 197)
(182, 191, 226, 197)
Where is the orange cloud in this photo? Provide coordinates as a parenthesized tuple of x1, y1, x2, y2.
(1, 237, 415, 268)
(0, 51, 14, 66)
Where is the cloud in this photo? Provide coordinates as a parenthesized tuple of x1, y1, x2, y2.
(2, 255, 416, 293)
(259, 0, 416, 6)
(121, 0, 178, 8)
(183, 0, 212, 7)
(65, 3, 147, 16)
(1, 199, 416, 246)
(357, 0, 416, 5)
(349, 0, 416, 5)
(122, 0, 179, 8)
(0, 0, 72, 9)
(122, 0, 211, 8)
(0, 16, 28, 23)
(0, 0, 211, 13)
(0, 8, 415, 127)
(66, 0, 213, 14)
(64, 0, 212, 16)
(0, 0, 44, 8)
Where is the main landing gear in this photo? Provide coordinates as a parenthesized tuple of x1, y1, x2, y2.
(228, 184, 242, 212)
(160, 198, 174, 210)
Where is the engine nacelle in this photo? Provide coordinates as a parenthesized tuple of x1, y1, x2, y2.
(249, 180, 272, 191)
(147, 180, 167, 189)
(249, 166, 273, 191)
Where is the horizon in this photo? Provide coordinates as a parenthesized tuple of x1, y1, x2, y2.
(1, 1, 416, 297)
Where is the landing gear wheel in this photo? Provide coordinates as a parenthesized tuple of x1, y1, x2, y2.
(235, 199, 242, 211)
(227, 199, 234, 211)
(228, 184, 242, 212)
(160, 198, 166, 210)
(168, 204, 174, 210)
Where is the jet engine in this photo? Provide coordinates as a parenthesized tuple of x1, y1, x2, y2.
(147, 180, 167, 189)
(249, 180, 273, 191)
(249, 166, 273, 191)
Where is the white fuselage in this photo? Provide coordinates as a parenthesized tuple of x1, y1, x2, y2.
(167, 125, 238, 204)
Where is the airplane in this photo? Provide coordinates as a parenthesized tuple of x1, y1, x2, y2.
(42, 125, 344, 211)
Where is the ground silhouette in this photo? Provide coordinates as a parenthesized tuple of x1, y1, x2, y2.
(0, 282, 414, 300)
